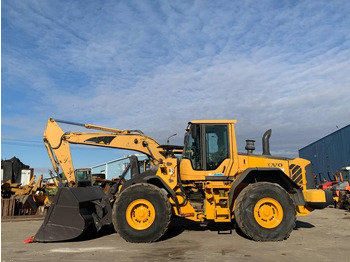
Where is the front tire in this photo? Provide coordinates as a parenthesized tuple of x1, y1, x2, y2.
(234, 182, 296, 241)
(112, 183, 172, 243)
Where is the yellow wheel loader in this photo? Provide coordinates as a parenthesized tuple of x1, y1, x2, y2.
(30, 118, 332, 243)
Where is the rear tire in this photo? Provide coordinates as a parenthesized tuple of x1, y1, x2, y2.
(112, 183, 171, 243)
(234, 182, 296, 241)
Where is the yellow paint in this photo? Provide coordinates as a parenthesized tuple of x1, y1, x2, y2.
(303, 189, 326, 202)
(253, 198, 283, 228)
(126, 199, 155, 230)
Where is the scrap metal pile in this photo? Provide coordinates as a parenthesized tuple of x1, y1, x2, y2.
(1, 157, 54, 218)
(1, 176, 48, 217)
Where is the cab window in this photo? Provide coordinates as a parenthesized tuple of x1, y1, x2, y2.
(183, 124, 202, 170)
(205, 125, 228, 170)
(183, 124, 229, 171)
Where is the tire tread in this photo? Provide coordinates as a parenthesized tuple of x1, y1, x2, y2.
(112, 183, 172, 243)
(235, 182, 296, 241)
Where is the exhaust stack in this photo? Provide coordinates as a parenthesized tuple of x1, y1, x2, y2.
(262, 129, 272, 155)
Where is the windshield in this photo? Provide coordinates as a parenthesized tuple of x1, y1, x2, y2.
(75, 169, 91, 181)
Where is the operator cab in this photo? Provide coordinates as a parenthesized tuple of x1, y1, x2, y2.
(75, 168, 92, 186)
(180, 120, 237, 180)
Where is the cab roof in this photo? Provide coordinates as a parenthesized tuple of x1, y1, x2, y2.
(189, 120, 237, 124)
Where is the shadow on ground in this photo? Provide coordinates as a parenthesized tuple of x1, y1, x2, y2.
(43, 216, 316, 243)
(294, 220, 315, 230)
(163, 217, 317, 241)
(161, 216, 237, 241)
(71, 224, 116, 242)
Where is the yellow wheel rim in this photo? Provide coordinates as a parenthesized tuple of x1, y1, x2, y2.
(126, 199, 155, 230)
(254, 198, 283, 229)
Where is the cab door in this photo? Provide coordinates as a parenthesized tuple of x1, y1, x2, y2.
(180, 123, 234, 180)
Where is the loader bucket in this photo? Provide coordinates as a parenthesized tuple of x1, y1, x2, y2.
(34, 186, 107, 242)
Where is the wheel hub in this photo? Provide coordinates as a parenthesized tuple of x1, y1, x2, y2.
(126, 199, 156, 230)
(254, 198, 283, 229)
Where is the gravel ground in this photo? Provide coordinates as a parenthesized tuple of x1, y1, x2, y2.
(1, 207, 350, 262)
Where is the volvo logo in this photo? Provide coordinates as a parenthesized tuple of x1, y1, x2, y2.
(268, 163, 283, 168)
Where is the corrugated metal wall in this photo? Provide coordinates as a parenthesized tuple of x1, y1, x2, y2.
(299, 124, 350, 180)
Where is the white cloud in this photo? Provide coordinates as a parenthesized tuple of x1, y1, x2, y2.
(2, 0, 350, 165)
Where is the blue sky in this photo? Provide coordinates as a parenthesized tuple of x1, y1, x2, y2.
(2, 0, 350, 176)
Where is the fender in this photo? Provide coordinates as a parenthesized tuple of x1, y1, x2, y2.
(228, 167, 305, 209)
(120, 169, 180, 212)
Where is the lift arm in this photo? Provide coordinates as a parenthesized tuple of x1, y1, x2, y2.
(43, 118, 166, 185)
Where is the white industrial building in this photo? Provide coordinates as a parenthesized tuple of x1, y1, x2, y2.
(90, 154, 149, 180)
